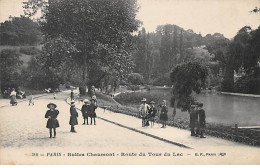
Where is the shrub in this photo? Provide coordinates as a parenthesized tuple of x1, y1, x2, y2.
(234, 75, 260, 94)
(127, 73, 144, 85)
(152, 75, 169, 86)
(126, 85, 140, 91)
(114, 92, 163, 105)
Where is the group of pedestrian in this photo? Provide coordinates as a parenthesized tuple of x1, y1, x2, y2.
(139, 98, 168, 128)
(45, 88, 98, 138)
(189, 102, 206, 138)
(45, 86, 206, 139)
(80, 97, 97, 125)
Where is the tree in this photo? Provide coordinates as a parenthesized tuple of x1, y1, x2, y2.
(23, 0, 140, 94)
(170, 62, 208, 120)
(0, 49, 23, 92)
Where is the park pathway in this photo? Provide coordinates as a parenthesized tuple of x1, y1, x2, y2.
(0, 90, 259, 164)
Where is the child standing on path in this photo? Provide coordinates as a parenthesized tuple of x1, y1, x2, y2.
(45, 103, 59, 138)
(89, 98, 97, 125)
(69, 101, 78, 132)
(159, 100, 168, 128)
(147, 101, 157, 127)
(81, 99, 90, 125)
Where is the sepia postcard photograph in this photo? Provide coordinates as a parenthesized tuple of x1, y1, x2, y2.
(0, 0, 260, 165)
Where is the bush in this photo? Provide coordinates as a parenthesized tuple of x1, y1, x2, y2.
(126, 85, 140, 91)
(152, 75, 169, 86)
(20, 47, 40, 55)
(234, 75, 260, 94)
(114, 92, 163, 105)
(127, 73, 144, 85)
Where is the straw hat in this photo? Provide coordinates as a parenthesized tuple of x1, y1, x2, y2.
(190, 104, 197, 108)
(149, 101, 155, 104)
(83, 99, 89, 103)
(141, 98, 147, 102)
(47, 102, 57, 108)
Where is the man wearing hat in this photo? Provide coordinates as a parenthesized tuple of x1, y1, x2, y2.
(81, 99, 90, 125)
(139, 98, 150, 127)
(45, 103, 60, 138)
(69, 101, 78, 132)
(189, 104, 198, 136)
(197, 102, 206, 138)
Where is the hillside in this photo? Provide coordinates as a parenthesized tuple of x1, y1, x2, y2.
(0, 45, 42, 69)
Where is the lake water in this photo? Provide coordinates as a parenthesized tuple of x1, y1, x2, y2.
(149, 88, 260, 126)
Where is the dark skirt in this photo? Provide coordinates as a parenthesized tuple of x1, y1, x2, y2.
(46, 118, 59, 128)
(82, 112, 88, 118)
(69, 116, 78, 126)
(10, 96, 17, 105)
(160, 113, 168, 121)
(89, 111, 96, 118)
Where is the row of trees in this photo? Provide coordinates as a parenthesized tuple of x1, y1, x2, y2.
(133, 23, 259, 94)
(133, 24, 229, 86)
(207, 26, 260, 94)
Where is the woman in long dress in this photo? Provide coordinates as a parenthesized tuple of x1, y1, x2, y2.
(10, 88, 17, 106)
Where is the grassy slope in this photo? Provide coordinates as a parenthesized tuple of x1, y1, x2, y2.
(0, 45, 44, 96)
(0, 45, 42, 69)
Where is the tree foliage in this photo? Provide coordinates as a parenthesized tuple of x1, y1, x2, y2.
(0, 16, 42, 45)
(23, 0, 140, 94)
(170, 62, 208, 112)
(133, 24, 227, 86)
(0, 49, 23, 92)
(127, 73, 144, 85)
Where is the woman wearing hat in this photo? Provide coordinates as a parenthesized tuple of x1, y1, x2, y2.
(139, 98, 150, 127)
(69, 101, 78, 132)
(45, 103, 60, 138)
(81, 99, 90, 125)
(89, 98, 97, 125)
(159, 100, 168, 128)
(10, 88, 17, 106)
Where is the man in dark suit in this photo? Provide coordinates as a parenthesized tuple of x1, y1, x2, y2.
(190, 104, 198, 136)
(197, 102, 206, 138)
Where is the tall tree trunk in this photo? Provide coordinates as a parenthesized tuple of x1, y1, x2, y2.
(79, 53, 88, 95)
(172, 96, 178, 124)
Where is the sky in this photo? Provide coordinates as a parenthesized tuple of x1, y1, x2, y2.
(0, 0, 260, 38)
